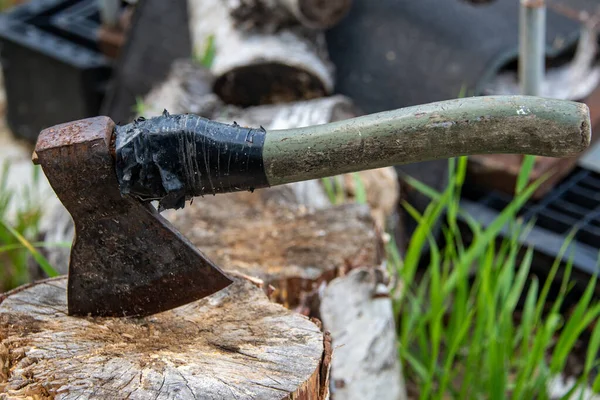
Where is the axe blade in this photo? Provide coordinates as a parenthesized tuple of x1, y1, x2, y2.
(34, 116, 232, 317)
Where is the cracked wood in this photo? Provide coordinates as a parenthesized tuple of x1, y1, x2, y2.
(0, 277, 329, 399)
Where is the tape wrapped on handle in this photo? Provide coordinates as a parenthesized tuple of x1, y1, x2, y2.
(115, 110, 269, 211)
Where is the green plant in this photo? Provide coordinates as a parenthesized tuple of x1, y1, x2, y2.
(0, 161, 64, 292)
(194, 34, 216, 69)
(391, 157, 600, 399)
(132, 96, 147, 117)
(322, 175, 346, 204)
(324, 153, 600, 397)
(321, 173, 367, 205)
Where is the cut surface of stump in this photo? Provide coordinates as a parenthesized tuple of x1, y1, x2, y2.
(165, 190, 383, 308)
(0, 277, 328, 399)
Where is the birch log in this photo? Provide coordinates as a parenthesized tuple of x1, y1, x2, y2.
(142, 59, 354, 129)
(187, 0, 334, 106)
(227, 0, 353, 30)
(142, 59, 221, 119)
(320, 268, 407, 400)
(0, 277, 330, 399)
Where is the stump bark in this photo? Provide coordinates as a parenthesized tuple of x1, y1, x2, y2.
(0, 277, 330, 399)
(320, 268, 407, 400)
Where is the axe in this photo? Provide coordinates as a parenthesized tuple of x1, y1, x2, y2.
(32, 95, 591, 318)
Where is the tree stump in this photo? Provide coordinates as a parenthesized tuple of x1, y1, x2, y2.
(164, 191, 383, 310)
(0, 277, 330, 399)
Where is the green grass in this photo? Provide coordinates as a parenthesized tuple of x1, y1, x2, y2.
(132, 96, 148, 117)
(324, 158, 600, 398)
(193, 34, 216, 69)
(0, 161, 64, 292)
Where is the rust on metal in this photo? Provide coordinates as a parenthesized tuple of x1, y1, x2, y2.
(34, 117, 233, 317)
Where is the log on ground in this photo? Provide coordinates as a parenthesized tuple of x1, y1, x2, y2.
(320, 267, 407, 400)
(0, 277, 330, 399)
(141, 58, 355, 126)
(187, 0, 334, 106)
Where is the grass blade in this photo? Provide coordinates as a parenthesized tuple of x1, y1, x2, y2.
(515, 155, 536, 194)
(460, 176, 542, 270)
(504, 247, 534, 318)
(585, 320, 600, 375)
(512, 276, 539, 398)
(593, 371, 600, 393)
(400, 344, 430, 385)
(351, 173, 368, 204)
(0, 219, 58, 277)
(0, 241, 71, 252)
(535, 230, 577, 324)
(397, 171, 442, 202)
(321, 177, 337, 204)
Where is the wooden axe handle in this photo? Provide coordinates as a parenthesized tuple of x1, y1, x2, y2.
(115, 95, 591, 211)
(264, 95, 591, 185)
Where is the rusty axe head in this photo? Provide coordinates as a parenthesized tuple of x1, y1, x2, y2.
(32, 117, 232, 317)
(32, 96, 592, 318)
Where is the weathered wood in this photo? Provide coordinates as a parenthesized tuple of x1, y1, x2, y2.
(320, 267, 407, 400)
(214, 94, 357, 130)
(263, 96, 592, 186)
(164, 193, 383, 309)
(228, 0, 352, 30)
(187, 0, 334, 106)
(0, 277, 330, 399)
(161, 176, 408, 400)
(337, 167, 400, 232)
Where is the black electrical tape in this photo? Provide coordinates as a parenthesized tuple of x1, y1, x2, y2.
(115, 110, 269, 211)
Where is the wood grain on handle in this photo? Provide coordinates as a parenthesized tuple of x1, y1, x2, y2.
(263, 95, 591, 185)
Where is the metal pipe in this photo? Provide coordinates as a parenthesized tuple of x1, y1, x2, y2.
(519, 0, 546, 96)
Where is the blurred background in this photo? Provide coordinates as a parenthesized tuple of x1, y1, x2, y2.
(2, 1, 600, 398)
